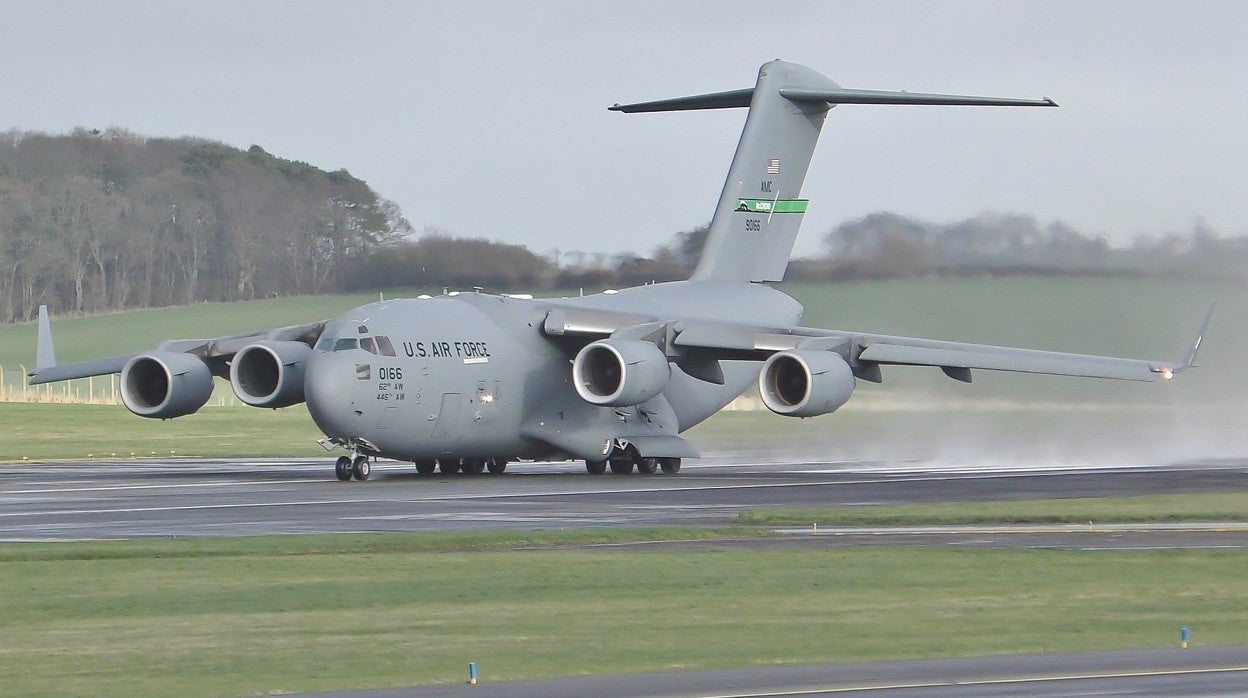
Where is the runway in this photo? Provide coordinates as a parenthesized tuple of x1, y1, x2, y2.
(2, 455, 1247, 543)
(307, 646, 1248, 697)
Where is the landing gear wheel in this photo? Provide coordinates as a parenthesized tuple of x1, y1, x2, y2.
(609, 459, 634, 475)
(415, 459, 437, 476)
(585, 460, 607, 475)
(438, 458, 461, 475)
(636, 457, 658, 475)
(487, 458, 508, 475)
(351, 455, 370, 481)
(334, 456, 352, 481)
(462, 458, 486, 476)
(659, 457, 682, 474)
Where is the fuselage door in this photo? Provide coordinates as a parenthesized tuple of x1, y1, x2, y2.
(432, 393, 461, 438)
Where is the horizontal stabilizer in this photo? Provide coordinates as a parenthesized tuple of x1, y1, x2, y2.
(609, 88, 754, 113)
(609, 85, 1056, 114)
(778, 87, 1057, 108)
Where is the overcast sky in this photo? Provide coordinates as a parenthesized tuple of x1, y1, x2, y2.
(3, 1, 1245, 258)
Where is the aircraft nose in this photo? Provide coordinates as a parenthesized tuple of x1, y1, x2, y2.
(303, 351, 357, 440)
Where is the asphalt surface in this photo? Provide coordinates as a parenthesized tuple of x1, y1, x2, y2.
(308, 646, 1248, 697)
(2, 455, 1247, 543)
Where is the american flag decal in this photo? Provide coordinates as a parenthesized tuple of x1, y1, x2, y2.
(355, 363, 371, 381)
(766, 158, 781, 174)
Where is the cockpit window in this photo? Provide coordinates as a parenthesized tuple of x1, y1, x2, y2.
(316, 324, 395, 355)
(314, 325, 338, 352)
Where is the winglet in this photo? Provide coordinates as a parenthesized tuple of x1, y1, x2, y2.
(36, 305, 57, 370)
(1171, 301, 1216, 376)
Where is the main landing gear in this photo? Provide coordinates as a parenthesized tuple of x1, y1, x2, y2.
(335, 454, 370, 481)
(585, 448, 681, 476)
(412, 457, 510, 476)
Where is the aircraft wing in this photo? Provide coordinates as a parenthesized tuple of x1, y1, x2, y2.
(544, 304, 1214, 384)
(27, 312, 327, 385)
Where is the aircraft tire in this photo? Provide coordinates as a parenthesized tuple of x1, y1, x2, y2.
(487, 458, 508, 474)
(585, 460, 607, 475)
(636, 457, 658, 475)
(609, 459, 634, 475)
(351, 456, 370, 481)
(438, 458, 461, 475)
(415, 459, 437, 476)
(659, 457, 681, 474)
(462, 458, 486, 476)
(334, 456, 352, 481)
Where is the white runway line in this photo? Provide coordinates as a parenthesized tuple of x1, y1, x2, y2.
(700, 666, 1248, 697)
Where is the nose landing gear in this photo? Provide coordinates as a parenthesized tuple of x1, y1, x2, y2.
(334, 454, 371, 481)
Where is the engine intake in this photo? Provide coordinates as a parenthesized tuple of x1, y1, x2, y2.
(758, 350, 855, 417)
(230, 340, 311, 408)
(121, 352, 214, 419)
(572, 339, 671, 407)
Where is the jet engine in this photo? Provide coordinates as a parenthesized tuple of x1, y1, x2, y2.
(230, 340, 311, 408)
(120, 352, 214, 419)
(572, 339, 671, 407)
(758, 350, 855, 418)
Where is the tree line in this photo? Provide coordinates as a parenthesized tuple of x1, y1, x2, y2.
(3, 129, 1245, 324)
(0, 128, 409, 323)
(804, 211, 1248, 281)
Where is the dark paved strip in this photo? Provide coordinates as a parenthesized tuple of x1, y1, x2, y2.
(2, 458, 1247, 541)
(300, 646, 1248, 697)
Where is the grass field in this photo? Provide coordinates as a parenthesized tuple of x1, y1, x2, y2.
(735, 493, 1248, 526)
(2, 532, 1246, 697)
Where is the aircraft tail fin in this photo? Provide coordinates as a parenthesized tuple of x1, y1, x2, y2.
(612, 61, 1056, 283)
(36, 305, 57, 370)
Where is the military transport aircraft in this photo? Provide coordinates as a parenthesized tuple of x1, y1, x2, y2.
(29, 60, 1212, 481)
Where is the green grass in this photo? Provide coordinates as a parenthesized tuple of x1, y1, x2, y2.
(0, 402, 325, 461)
(0, 529, 772, 562)
(0, 294, 373, 366)
(1, 533, 1245, 697)
(735, 493, 1248, 527)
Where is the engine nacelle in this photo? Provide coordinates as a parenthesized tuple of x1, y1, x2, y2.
(121, 351, 214, 419)
(758, 350, 855, 418)
(572, 339, 671, 407)
(230, 340, 311, 408)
